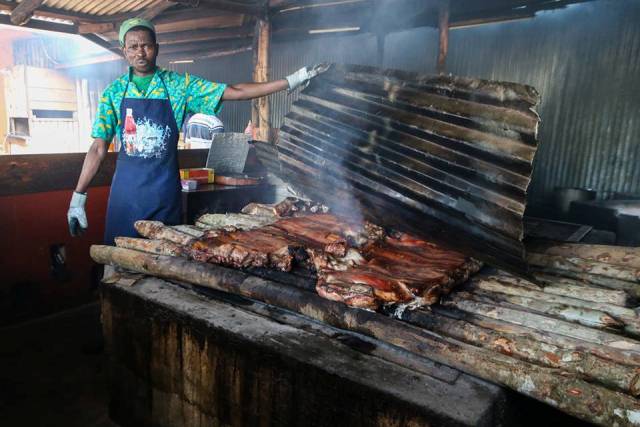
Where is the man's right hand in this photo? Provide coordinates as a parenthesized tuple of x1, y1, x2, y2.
(68, 191, 88, 236)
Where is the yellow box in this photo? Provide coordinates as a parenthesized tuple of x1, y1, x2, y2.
(179, 168, 215, 183)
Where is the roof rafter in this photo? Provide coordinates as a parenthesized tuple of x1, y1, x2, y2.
(10, 0, 45, 25)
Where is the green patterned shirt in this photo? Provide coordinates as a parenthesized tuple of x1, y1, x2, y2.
(91, 67, 226, 142)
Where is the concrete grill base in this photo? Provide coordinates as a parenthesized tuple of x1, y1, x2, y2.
(101, 276, 506, 427)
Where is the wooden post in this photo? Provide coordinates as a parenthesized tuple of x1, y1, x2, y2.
(377, 33, 385, 68)
(437, 0, 449, 75)
(252, 16, 271, 143)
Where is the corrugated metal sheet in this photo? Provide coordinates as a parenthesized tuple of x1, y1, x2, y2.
(34, 0, 166, 16)
(273, 63, 541, 272)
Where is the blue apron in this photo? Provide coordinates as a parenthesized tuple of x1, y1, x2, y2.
(104, 76, 181, 245)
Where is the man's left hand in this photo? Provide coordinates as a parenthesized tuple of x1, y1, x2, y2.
(286, 63, 330, 91)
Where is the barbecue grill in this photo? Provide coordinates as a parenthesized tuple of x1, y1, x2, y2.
(93, 65, 640, 426)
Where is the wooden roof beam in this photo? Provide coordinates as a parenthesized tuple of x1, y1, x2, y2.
(163, 44, 251, 62)
(270, 0, 367, 13)
(137, 0, 184, 21)
(78, 22, 116, 34)
(10, 0, 45, 25)
(155, 25, 254, 45)
(157, 37, 252, 54)
(198, 0, 266, 16)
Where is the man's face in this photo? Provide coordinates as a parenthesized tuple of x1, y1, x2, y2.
(123, 29, 158, 75)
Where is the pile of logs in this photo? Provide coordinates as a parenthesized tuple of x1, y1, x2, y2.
(528, 240, 640, 298)
(91, 226, 640, 426)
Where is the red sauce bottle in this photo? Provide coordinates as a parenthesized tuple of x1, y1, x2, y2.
(124, 108, 137, 154)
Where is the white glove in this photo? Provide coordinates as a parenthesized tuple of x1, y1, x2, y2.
(68, 191, 88, 236)
(286, 66, 311, 91)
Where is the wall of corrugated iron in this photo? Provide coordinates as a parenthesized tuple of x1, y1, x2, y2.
(269, 33, 380, 128)
(162, 53, 253, 132)
(42, 0, 166, 16)
(446, 0, 640, 202)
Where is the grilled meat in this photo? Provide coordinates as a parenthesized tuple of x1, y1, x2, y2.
(241, 197, 329, 218)
(135, 213, 481, 310)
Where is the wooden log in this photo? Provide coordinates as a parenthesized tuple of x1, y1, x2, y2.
(114, 237, 184, 257)
(529, 241, 640, 269)
(188, 282, 461, 383)
(252, 16, 271, 143)
(134, 220, 196, 246)
(468, 278, 640, 336)
(433, 305, 640, 369)
(114, 236, 318, 291)
(464, 288, 624, 331)
(532, 268, 640, 299)
(484, 272, 632, 307)
(196, 213, 276, 230)
(528, 253, 640, 283)
(90, 245, 640, 427)
(444, 293, 640, 353)
(171, 225, 205, 238)
(398, 309, 640, 396)
(10, 0, 44, 25)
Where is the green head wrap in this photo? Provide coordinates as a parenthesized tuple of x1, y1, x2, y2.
(119, 18, 156, 47)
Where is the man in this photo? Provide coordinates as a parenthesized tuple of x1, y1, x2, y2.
(67, 18, 318, 244)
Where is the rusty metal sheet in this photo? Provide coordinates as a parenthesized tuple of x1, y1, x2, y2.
(273, 63, 541, 273)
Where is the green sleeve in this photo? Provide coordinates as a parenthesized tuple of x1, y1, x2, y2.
(185, 73, 227, 116)
(91, 88, 118, 142)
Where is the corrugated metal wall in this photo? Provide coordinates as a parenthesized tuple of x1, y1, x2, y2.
(162, 53, 253, 132)
(269, 33, 380, 128)
(447, 0, 640, 203)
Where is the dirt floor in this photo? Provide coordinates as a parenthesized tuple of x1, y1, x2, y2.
(0, 303, 117, 427)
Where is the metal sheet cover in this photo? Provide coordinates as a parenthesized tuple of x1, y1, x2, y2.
(274, 64, 541, 273)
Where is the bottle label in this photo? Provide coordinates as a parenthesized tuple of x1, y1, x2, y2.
(122, 115, 172, 159)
